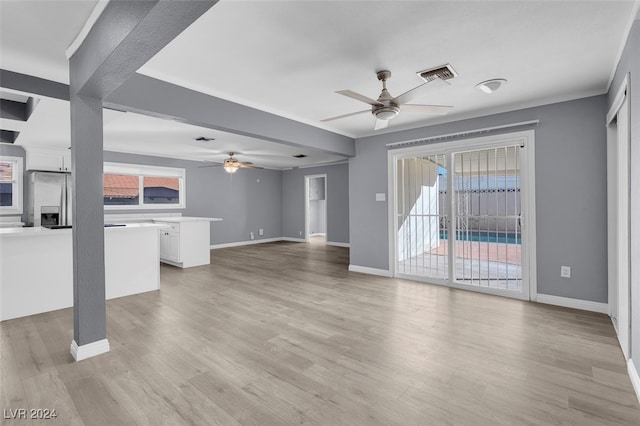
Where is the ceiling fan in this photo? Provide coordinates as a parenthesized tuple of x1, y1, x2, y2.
(322, 70, 452, 130)
(199, 152, 263, 174)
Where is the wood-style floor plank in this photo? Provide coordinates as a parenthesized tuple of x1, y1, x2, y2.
(1, 240, 639, 425)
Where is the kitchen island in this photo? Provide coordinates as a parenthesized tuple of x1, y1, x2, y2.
(153, 217, 222, 268)
(0, 223, 167, 321)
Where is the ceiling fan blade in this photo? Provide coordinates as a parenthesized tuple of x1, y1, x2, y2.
(239, 163, 264, 169)
(394, 78, 450, 105)
(197, 162, 223, 168)
(374, 119, 389, 131)
(402, 104, 453, 115)
(321, 109, 370, 122)
(336, 90, 383, 106)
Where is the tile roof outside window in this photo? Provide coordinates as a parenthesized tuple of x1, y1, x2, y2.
(104, 175, 180, 198)
(143, 177, 179, 191)
(104, 174, 138, 198)
(0, 162, 13, 181)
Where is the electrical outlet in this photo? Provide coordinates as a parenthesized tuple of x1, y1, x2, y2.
(299, 231, 302, 236)
(560, 266, 571, 278)
(250, 232, 254, 240)
(259, 228, 264, 236)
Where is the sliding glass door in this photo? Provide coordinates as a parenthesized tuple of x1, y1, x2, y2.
(392, 132, 533, 300)
(452, 146, 522, 291)
(395, 154, 449, 282)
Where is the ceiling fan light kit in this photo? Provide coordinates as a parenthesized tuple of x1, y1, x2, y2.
(374, 105, 399, 121)
(199, 152, 264, 172)
(476, 79, 507, 94)
(223, 161, 240, 173)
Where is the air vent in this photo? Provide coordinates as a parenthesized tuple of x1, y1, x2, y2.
(417, 64, 457, 82)
(293, 154, 307, 158)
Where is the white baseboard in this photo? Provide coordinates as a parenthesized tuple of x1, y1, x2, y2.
(211, 237, 347, 249)
(535, 294, 608, 314)
(326, 241, 350, 248)
(211, 237, 282, 249)
(70, 338, 110, 362)
(281, 237, 307, 243)
(628, 359, 640, 404)
(348, 264, 392, 277)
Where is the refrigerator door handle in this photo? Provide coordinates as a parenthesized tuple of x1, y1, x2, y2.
(61, 180, 66, 226)
(66, 174, 73, 226)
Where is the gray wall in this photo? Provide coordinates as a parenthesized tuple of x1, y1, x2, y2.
(104, 151, 283, 245)
(0, 144, 27, 223)
(350, 95, 608, 303)
(608, 18, 640, 367)
(282, 163, 349, 244)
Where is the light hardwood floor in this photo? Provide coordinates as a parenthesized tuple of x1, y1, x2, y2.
(2, 241, 639, 425)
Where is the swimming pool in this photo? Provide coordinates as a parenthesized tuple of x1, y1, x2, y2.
(439, 230, 521, 244)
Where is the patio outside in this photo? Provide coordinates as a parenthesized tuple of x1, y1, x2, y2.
(397, 237, 522, 291)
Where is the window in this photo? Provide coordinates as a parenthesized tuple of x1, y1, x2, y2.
(0, 156, 23, 214)
(104, 163, 185, 209)
(104, 173, 140, 206)
(143, 176, 180, 205)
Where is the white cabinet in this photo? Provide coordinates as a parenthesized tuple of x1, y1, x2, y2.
(157, 219, 211, 268)
(26, 147, 71, 172)
(160, 223, 181, 262)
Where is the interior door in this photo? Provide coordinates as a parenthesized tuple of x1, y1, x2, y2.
(607, 89, 630, 359)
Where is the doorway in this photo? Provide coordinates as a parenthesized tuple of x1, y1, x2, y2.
(305, 174, 327, 244)
(607, 75, 630, 360)
(389, 130, 535, 300)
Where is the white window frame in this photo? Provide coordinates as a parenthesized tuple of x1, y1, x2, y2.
(0, 156, 24, 215)
(104, 162, 186, 210)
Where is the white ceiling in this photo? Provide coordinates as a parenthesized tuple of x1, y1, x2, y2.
(140, 0, 639, 137)
(0, 0, 97, 84)
(1, 0, 639, 165)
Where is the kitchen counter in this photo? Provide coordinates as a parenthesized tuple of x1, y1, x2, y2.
(152, 217, 222, 223)
(152, 217, 222, 268)
(0, 222, 167, 237)
(0, 223, 166, 321)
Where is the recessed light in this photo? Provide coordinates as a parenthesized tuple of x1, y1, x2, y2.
(475, 79, 507, 94)
(293, 154, 307, 158)
(194, 136, 215, 142)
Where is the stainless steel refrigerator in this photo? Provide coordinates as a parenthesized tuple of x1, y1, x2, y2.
(26, 171, 73, 227)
